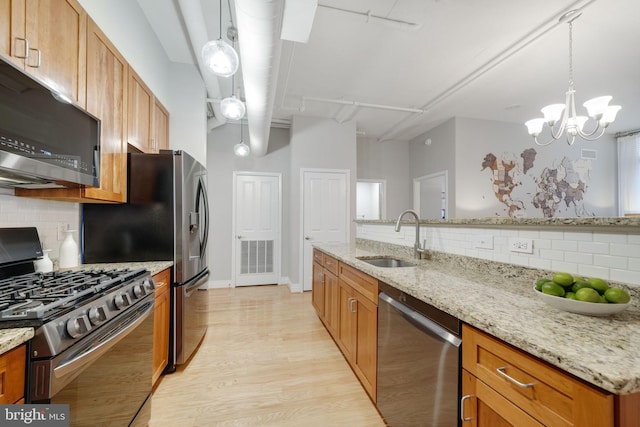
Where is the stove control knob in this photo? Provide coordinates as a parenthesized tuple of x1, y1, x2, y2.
(133, 284, 146, 298)
(88, 305, 107, 325)
(143, 278, 154, 292)
(66, 316, 90, 338)
(114, 292, 130, 310)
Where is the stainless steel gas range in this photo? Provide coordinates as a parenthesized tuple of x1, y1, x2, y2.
(0, 227, 154, 427)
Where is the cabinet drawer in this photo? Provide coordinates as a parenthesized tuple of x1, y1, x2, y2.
(323, 254, 339, 276)
(462, 325, 614, 427)
(338, 262, 378, 304)
(0, 344, 26, 404)
(313, 249, 323, 265)
(153, 268, 171, 294)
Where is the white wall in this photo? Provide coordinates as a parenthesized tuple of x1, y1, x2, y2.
(357, 138, 411, 219)
(455, 118, 617, 218)
(207, 124, 291, 285)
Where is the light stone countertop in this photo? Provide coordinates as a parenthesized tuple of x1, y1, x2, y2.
(314, 240, 640, 395)
(80, 261, 173, 276)
(0, 328, 34, 356)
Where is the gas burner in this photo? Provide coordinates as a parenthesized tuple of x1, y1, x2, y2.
(0, 267, 147, 322)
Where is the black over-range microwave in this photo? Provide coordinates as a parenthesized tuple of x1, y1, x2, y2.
(0, 56, 100, 189)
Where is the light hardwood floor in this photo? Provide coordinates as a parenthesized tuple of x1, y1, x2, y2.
(149, 285, 386, 427)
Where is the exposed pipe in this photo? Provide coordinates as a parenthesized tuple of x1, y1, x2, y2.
(303, 96, 425, 114)
(235, 0, 285, 157)
(176, 0, 226, 130)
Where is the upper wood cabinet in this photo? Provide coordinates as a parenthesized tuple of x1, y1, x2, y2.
(128, 68, 170, 153)
(0, 0, 86, 106)
(16, 18, 128, 203)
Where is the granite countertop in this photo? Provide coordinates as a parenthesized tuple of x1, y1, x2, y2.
(314, 241, 640, 395)
(80, 261, 173, 276)
(0, 328, 34, 356)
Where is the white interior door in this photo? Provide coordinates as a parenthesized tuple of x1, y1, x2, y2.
(233, 173, 281, 286)
(414, 171, 448, 220)
(302, 170, 349, 291)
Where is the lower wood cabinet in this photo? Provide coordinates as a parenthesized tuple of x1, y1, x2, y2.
(312, 249, 378, 401)
(152, 268, 171, 386)
(462, 324, 616, 427)
(0, 344, 26, 404)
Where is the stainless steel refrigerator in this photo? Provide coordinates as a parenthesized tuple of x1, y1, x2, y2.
(82, 150, 209, 369)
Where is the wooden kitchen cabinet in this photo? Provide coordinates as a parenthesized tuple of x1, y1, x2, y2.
(311, 250, 379, 402)
(462, 324, 614, 427)
(17, 18, 128, 203)
(0, 0, 86, 106)
(152, 268, 171, 386)
(0, 344, 26, 404)
(312, 251, 339, 336)
(128, 67, 170, 154)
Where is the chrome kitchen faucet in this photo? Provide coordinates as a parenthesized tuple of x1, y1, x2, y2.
(395, 209, 427, 259)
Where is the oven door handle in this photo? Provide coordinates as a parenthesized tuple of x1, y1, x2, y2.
(53, 300, 154, 379)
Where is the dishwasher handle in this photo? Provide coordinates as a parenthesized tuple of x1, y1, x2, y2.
(379, 292, 462, 347)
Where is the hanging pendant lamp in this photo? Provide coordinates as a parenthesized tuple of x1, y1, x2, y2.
(202, 0, 239, 77)
(234, 122, 250, 157)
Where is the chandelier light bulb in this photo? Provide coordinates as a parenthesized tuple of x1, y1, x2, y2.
(201, 39, 239, 77)
(220, 95, 246, 120)
(234, 142, 250, 157)
(600, 105, 622, 127)
(541, 104, 565, 125)
(583, 96, 612, 119)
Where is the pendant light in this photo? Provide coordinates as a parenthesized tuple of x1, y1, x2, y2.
(202, 0, 239, 77)
(219, 38, 246, 120)
(234, 122, 250, 157)
(524, 11, 621, 146)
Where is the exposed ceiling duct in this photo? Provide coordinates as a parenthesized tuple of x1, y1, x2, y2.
(235, 0, 285, 157)
(176, 0, 226, 131)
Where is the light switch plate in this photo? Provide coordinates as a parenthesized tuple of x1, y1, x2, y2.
(509, 238, 534, 254)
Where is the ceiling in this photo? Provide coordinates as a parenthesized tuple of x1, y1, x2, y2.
(137, 0, 640, 146)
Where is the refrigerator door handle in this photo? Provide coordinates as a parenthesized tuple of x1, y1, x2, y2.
(196, 176, 209, 257)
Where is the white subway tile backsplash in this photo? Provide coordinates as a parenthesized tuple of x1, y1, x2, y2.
(577, 241, 610, 255)
(593, 254, 627, 269)
(563, 231, 593, 242)
(357, 223, 640, 286)
(578, 265, 610, 279)
(610, 243, 640, 258)
(552, 239, 578, 252)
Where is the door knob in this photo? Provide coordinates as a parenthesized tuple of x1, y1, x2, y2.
(305, 236, 311, 240)
(237, 235, 243, 239)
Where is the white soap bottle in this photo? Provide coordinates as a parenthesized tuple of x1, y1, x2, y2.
(59, 229, 79, 269)
(34, 249, 54, 273)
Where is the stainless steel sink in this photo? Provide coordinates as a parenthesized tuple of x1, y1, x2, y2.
(357, 257, 416, 268)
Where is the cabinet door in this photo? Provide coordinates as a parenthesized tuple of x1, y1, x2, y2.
(25, 0, 86, 105)
(0, 344, 26, 404)
(324, 270, 339, 337)
(461, 369, 543, 427)
(152, 98, 170, 152)
(0, 0, 25, 67)
(83, 18, 128, 202)
(354, 292, 377, 401)
(338, 280, 356, 363)
(312, 261, 325, 318)
(152, 269, 171, 385)
(127, 68, 153, 152)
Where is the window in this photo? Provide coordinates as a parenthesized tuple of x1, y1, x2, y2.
(617, 134, 640, 216)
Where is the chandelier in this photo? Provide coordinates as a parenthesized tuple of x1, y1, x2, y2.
(524, 10, 621, 146)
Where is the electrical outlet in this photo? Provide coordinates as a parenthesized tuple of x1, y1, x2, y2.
(473, 235, 493, 249)
(509, 238, 533, 254)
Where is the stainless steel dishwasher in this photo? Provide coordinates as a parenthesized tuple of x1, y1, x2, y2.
(377, 281, 462, 427)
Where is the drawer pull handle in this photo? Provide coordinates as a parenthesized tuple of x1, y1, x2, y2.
(496, 366, 534, 388)
(460, 394, 473, 422)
